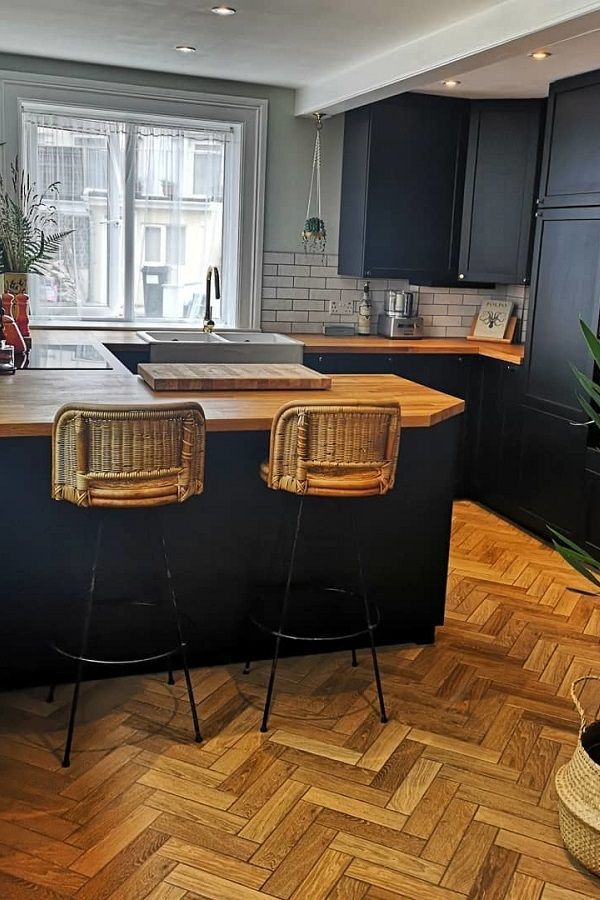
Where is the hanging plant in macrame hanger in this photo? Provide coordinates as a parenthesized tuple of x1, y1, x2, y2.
(302, 113, 327, 256)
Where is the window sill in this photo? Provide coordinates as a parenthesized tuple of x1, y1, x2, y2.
(30, 319, 257, 333)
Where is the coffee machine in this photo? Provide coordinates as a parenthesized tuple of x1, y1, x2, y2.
(377, 291, 424, 339)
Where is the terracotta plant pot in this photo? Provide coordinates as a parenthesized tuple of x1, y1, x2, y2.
(4, 273, 27, 295)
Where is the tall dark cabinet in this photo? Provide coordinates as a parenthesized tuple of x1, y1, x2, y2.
(516, 69, 600, 541)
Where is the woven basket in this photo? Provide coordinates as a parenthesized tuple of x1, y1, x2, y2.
(555, 675, 600, 876)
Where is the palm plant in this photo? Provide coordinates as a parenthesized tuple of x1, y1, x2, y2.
(0, 159, 72, 275)
(550, 320, 600, 589)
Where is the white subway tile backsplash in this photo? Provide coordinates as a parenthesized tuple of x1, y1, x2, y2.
(263, 275, 293, 288)
(264, 252, 295, 265)
(260, 249, 530, 339)
(276, 310, 309, 322)
(276, 287, 309, 300)
(279, 264, 310, 277)
(309, 266, 339, 277)
(448, 304, 478, 317)
(262, 297, 292, 311)
(290, 299, 326, 311)
(309, 288, 342, 301)
(294, 276, 326, 289)
(326, 277, 359, 290)
(445, 325, 471, 337)
(290, 322, 324, 333)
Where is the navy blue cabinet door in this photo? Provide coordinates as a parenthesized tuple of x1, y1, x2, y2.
(458, 100, 544, 284)
(338, 94, 469, 283)
(539, 69, 600, 209)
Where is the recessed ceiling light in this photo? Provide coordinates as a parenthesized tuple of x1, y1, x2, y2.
(443, 79, 461, 88)
(175, 45, 196, 53)
(530, 50, 552, 60)
(211, 5, 236, 14)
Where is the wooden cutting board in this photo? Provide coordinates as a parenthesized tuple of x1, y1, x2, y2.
(138, 362, 332, 391)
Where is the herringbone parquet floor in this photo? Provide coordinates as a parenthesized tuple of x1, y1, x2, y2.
(1, 501, 600, 899)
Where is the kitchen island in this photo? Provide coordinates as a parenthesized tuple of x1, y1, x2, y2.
(0, 337, 464, 688)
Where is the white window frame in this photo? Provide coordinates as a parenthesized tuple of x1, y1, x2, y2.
(0, 72, 267, 329)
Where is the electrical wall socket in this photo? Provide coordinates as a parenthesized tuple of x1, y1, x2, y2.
(329, 297, 355, 316)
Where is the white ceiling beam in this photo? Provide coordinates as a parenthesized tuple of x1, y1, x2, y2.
(295, 0, 600, 115)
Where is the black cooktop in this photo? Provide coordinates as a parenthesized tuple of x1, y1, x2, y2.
(16, 343, 112, 370)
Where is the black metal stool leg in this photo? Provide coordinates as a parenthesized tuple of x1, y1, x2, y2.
(351, 648, 358, 668)
(160, 525, 202, 743)
(167, 660, 175, 685)
(62, 517, 103, 768)
(46, 685, 55, 703)
(351, 507, 387, 724)
(261, 496, 304, 733)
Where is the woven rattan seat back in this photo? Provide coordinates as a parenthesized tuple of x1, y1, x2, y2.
(261, 400, 401, 497)
(52, 403, 206, 508)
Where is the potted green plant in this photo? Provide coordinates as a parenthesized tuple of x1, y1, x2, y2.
(0, 159, 72, 296)
(301, 215, 327, 254)
(550, 319, 600, 875)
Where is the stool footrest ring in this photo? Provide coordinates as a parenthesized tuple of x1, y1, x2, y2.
(249, 585, 381, 642)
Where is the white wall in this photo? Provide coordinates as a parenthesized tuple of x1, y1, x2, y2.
(0, 54, 344, 254)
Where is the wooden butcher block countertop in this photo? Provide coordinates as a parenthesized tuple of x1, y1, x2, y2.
(0, 371, 464, 437)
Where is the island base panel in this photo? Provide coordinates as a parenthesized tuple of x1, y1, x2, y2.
(0, 419, 458, 688)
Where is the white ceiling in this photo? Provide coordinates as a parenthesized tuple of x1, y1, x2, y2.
(1, 0, 600, 114)
(419, 26, 600, 99)
(0, 0, 504, 88)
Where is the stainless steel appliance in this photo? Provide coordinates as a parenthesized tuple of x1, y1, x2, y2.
(378, 291, 424, 339)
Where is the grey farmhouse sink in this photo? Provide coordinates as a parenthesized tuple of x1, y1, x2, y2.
(137, 330, 304, 364)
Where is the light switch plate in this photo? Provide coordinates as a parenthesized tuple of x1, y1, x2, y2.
(329, 297, 354, 315)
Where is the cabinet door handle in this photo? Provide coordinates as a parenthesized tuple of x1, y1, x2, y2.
(568, 419, 594, 426)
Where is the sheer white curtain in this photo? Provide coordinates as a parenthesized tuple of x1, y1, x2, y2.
(22, 108, 230, 322)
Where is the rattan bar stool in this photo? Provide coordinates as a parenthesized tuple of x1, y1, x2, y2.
(245, 400, 402, 733)
(48, 402, 206, 767)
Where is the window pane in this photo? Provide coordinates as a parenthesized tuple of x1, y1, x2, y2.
(25, 124, 125, 319)
(23, 109, 235, 323)
(133, 132, 225, 321)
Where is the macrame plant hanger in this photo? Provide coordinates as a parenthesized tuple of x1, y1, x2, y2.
(302, 113, 326, 256)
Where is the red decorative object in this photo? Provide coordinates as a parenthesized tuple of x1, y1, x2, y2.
(14, 292, 31, 350)
(1, 312, 26, 353)
(1, 291, 14, 319)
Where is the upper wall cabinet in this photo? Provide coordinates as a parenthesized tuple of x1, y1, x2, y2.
(338, 93, 469, 283)
(338, 93, 544, 285)
(458, 100, 544, 284)
(539, 69, 600, 208)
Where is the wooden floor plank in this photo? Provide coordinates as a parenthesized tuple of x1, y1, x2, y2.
(0, 501, 595, 900)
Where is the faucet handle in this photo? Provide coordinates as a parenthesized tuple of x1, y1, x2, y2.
(214, 267, 220, 300)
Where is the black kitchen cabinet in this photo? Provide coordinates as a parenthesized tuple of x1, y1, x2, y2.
(539, 68, 600, 208)
(458, 100, 544, 284)
(338, 94, 469, 283)
(516, 407, 587, 538)
(304, 351, 473, 494)
(584, 449, 600, 553)
(470, 359, 523, 518)
(524, 207, 600, 418)
(338, 93, 544, 285)
(303, 353, 395, 375)
(512, 206, 600, 539)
